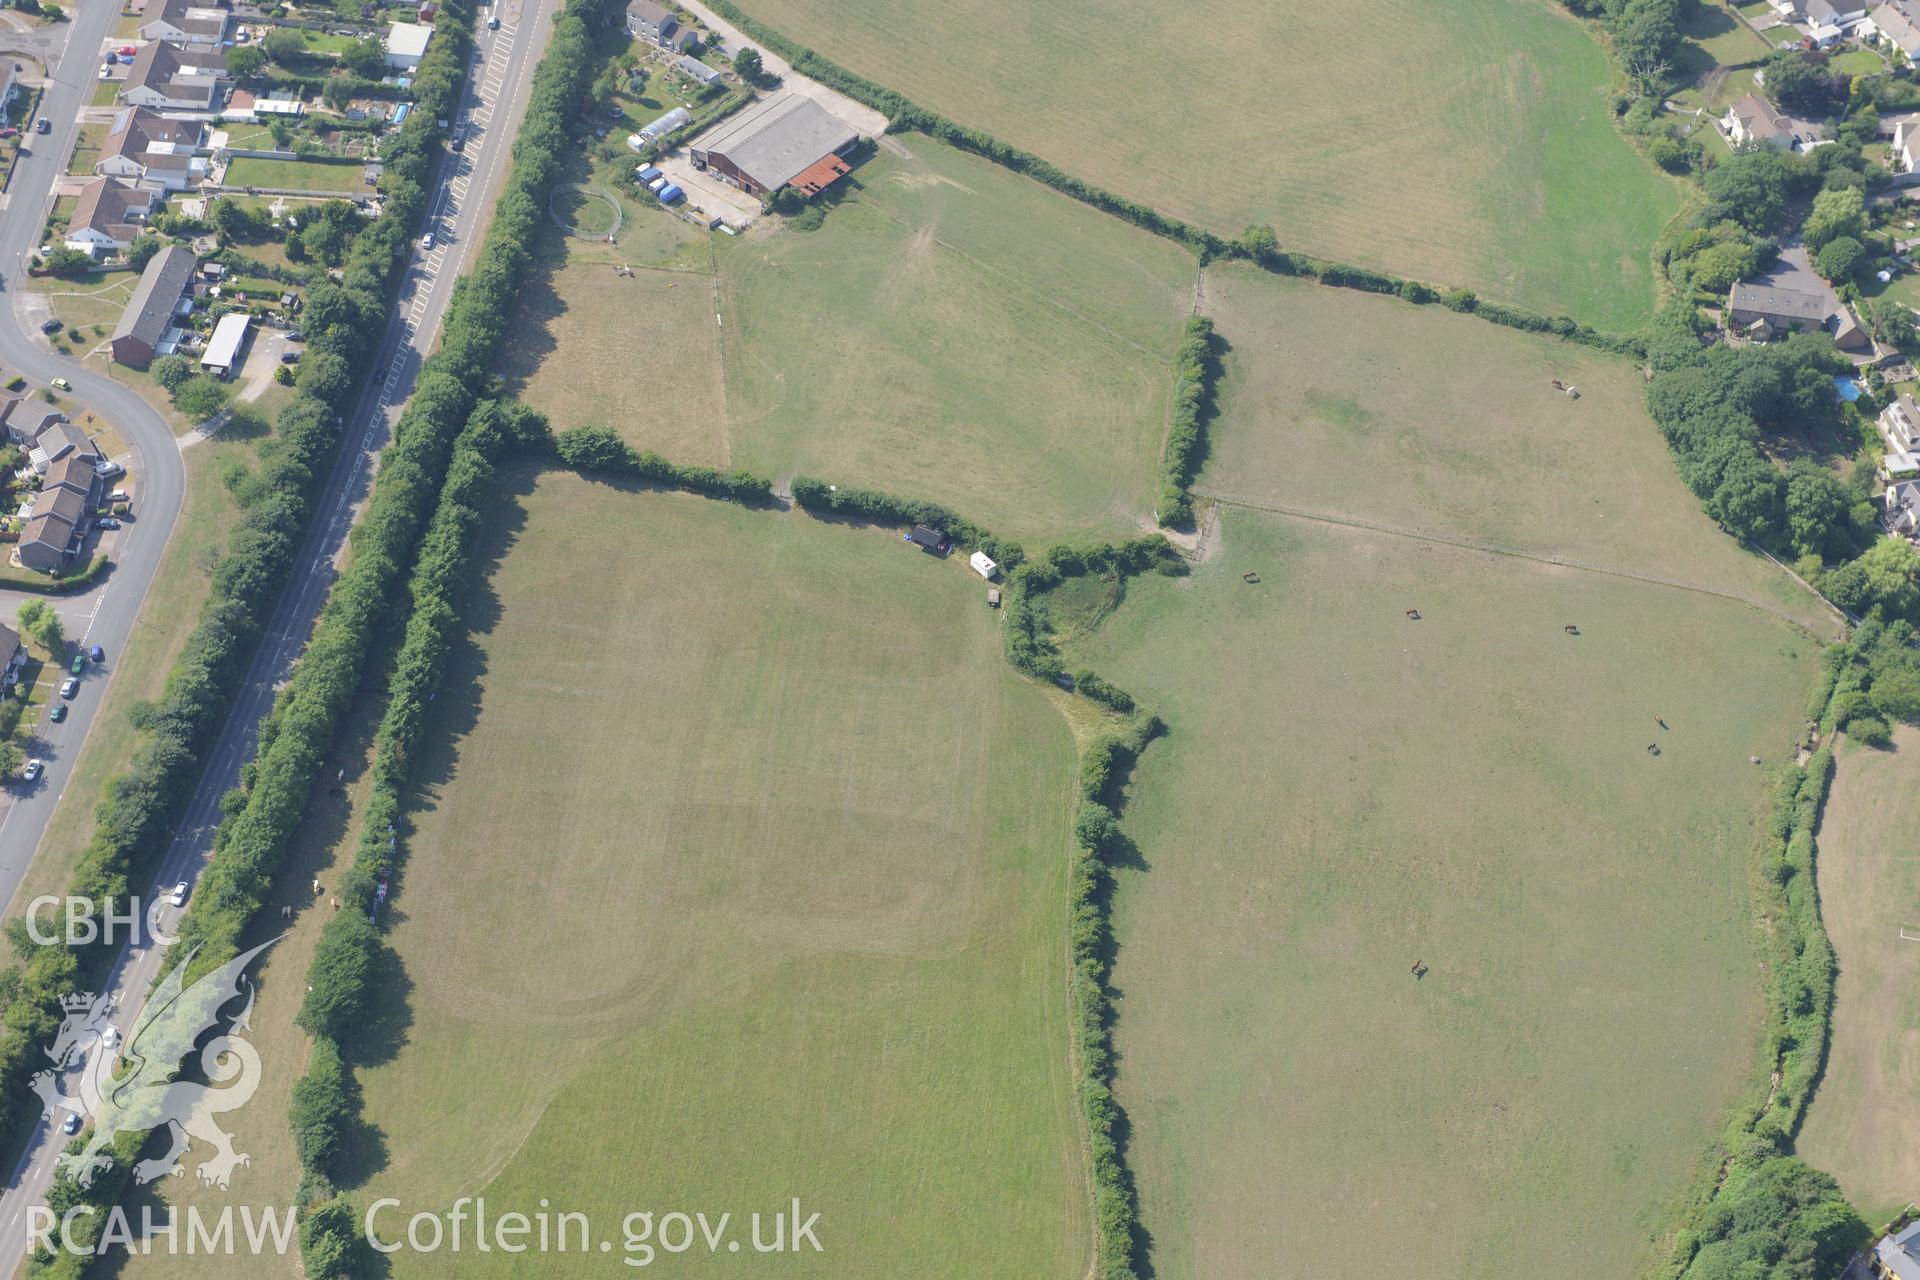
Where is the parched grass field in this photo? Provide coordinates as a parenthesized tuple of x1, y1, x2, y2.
(352, 470, 1092, 1278)
(1797, 727, 1920, 1226)
(718, 142, 1191, 540)
(735, 0, 1678, 330)
(1067, 511, 1815, 1280)
(516, 136, 1194, 540)
(1196, 265, 1837, 632)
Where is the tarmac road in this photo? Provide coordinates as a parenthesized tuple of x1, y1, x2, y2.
(0, 4, 188, 923)
(0, 0, 557, 1267)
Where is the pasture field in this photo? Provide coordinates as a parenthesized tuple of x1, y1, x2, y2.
(718, 138, 1193, 541)
(1196, 264, 1837, 633)
(1797, 727, 1920, 1226)
(733, 0, 1678, 329)
(513, 136, 1193, 540)
(352, 470, 1092, 1278)
(1066, 510, 1816, 1280)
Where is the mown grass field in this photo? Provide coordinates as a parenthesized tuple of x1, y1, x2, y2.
(351, 469, 1092, 1278)
(735, 0, 1678, 330)
(1067, 510, 1814, 1280)
(1196, 265, 1837, 632)
(1797, 727, 1920, 1227)
(221, 156, 370, 193)
(514, 136, 1193, 541)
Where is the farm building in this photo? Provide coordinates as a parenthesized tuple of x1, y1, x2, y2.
(64, 177, 158, 255)
(385, 22, 434, 70)
(110, 245, 198, 366)
(688, 93, 859, 199)
(201, 313, 251, 377)
(139, 0, 229, 43)
(120, 41, 226, 114)
(638, 106, 691, 143)
(625, 0, 677, 44)
(677, 53, 722, 86)
(97, 107, 208, 191)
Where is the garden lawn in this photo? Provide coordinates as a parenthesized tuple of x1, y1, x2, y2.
(1796, 726, 1920, 1227)
(353, 470, 1092, 1279)
(1195, 265, 1837, 632)
(221, 155, 369, 193)
(1068, 508, 1816, 1280)
(736, 0, 1678, 330)
(718, 137, 1193, 542)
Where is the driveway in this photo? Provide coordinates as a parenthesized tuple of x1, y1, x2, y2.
(654, 152, 761, 226)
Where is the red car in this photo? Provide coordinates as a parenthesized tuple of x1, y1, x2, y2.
(115, 44, 135, 55)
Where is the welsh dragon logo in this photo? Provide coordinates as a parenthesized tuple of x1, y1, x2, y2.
(31, 935, 281, 1190)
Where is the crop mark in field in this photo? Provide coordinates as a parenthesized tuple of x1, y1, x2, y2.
(1899, 926, 1920, 943)
(1195, 489, 1828, 633)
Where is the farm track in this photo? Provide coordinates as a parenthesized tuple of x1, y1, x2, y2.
(1195, 488, 1834, 636)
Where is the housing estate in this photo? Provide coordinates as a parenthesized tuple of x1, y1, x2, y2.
(120, 41, 226, 113)
(688, 94, 859, 200)
(138, 0, 229, 44)
(384, 22, 434, 70)
(97, 107, 208, 191)
(0, 405, 103, 572)
(625, 0, 678, 45)
(63, 177, 158, 256)
(110, 245, 198, 366)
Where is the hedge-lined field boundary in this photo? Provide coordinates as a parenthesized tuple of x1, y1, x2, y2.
(7, 8, 478, 1259)
(552, 424, 774, 502)
(1658, 656, 1855, 1278)
(1156, 316, 1219, 529)
(699, 0, 1646, 358)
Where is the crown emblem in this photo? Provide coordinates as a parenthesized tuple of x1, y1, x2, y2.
(60, 992, 96, 1014)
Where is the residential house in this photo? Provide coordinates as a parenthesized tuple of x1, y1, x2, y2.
(63, 177, 157, 256)
(384, 21, 433, 70)
(1880, 393, 1920, 476)
(18, 502, 82, 572)
(120, 41, 226, 113)
(1726, 279, 1870, 350)
(97, 107, 208, 191)
(625, 0, 677, 45)
(138, 0, 229, 43)
(1874, 1220, 1920, 1280)
(31, 422, 101, 468)
(1887, 476, 1920, 538)
(688, 94, 860, 200)
(40, 456, 98, 504)
(110, 244, 197, 366)
(0, 402, 65, 450)
(1726, 94, 1794, 149)
(673, 27, 700, 53)
(677, 52, 722, 86)
(1869, 1, 1920, 57)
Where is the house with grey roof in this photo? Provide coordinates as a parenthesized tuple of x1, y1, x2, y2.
(120, 40, 226, 113)
(625, 0, 677, 45)
(688, 93, 860, 199)
(1869, 1, 1920, 57)
(111, 244, 197, 367)
(1727, 279, 1869, 350)
(97, 107, 208, 191)
(1875, 1219, 1920, 1280)
(63, 177, 157, 256)
(1725, 93, 1794, 149)
(139, 0, 229, 44)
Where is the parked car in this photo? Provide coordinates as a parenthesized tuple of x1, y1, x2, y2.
(94, 517, 120, 530)
(170, 881, 188, 907)
(40, 318, 61, 334)
(0, 127, 16, 139)
(49, 704, 65, 723)
(60, 678, 78, 699)
(68, 653, 84, 675)
(285, 329, 303, 342)
(34, 118, 49, 134)
(648, 176, 667, 192)
(116, 45, 136, 55)
(280, 350, 300, 364)
(22, 759, 41, 782)
(108, 489, 129, 503)
(420, 232, 434, 251)
(487, 14, 499, 27)
(97, 66, 111, 80)
(88, 645, 103, 662)
(51, 378, 71, 392)
(450, 131, 465, 152)
(60, 1111, 80, 1135)
(94, 461, 124, 479)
